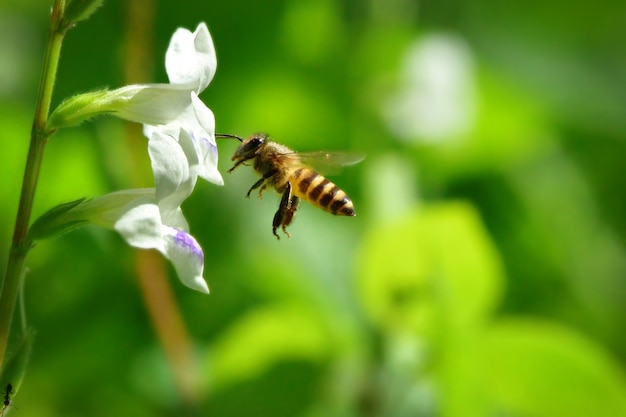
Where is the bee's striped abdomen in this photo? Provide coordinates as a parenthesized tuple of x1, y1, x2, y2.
(293, 168, 355, 216)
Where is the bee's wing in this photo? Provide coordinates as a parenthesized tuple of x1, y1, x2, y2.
(280, 151, 365, 175)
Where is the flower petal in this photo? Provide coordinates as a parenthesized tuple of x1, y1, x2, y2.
(165, 22, 216, 92)
(114, 201, 166, 252)
(114, 200, 207, 292)
(160, 206, 189, 231)
(147, 129, 197, 222)
(190, 93, 223, 185)
(176, 127, 202, 176)
(162, 226, 209, 293)
(109, 83, 197, 126)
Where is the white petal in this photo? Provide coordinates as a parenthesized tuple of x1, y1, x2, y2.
(111, 84, 197, 126)
(163, 226, 209, 293)
(177, 127, 201, 175)
(148, 130, 197, 219)
(114, 202, 166, 252)
(114, 201, 206, 292)
(165, 22, 216, 92)
(191, 92, 215, 135)
(160, 206, 189, 232)
(190, 94, 223, 185)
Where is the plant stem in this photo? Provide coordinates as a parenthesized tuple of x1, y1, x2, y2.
(0, 0, 66, 370)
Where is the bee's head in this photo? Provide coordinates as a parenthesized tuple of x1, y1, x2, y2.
(232, 133, 268, 161)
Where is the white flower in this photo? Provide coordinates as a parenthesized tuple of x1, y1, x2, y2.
(46, 22, 222, 185)
(131, 21, 222, 186)
(115, 126, 211, 292)
(39, 23, 222, 292)
(61, 186, 209, 293)
(139, 21, 222, 186)
(116, 23, 221, 292)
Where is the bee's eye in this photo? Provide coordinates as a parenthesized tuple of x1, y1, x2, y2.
(242, 137, 264, 153)
(234, 136, 265, 160)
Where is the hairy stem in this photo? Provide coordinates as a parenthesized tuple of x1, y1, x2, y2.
(0, 0, 67, 370)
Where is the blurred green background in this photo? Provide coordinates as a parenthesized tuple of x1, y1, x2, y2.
(1, 0, 626, 416)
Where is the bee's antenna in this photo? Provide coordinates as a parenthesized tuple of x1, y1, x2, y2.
(216, 133, 244, 142)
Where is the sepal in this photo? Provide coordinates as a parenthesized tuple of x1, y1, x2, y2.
(45, 89, 110, 132)
(27, 198, 88, 241)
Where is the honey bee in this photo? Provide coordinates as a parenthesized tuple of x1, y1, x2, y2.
(217, 133, 363, 239)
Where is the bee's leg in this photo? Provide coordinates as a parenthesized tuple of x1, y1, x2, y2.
(272, 182, 293, 239)
(281, 195, 300, 235)
(246, 169, 278, 198)
(227, 158, 248, 173)
(245, 177, 264, 198)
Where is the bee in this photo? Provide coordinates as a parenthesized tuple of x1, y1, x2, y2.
(217, 133, 363, 239)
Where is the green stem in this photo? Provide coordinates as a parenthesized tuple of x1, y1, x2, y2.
(0, 0, 66, 371)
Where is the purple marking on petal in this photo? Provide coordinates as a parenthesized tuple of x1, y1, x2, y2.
(190, 131, 216, 153)
(173, 228, 204, 261)
(207, 140, 218, 155)
(197, 136, 217, 162)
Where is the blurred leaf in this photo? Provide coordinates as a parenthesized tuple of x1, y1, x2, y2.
(356, 207, 428, 333)
(505, 150, 626, 332)
(206, 304, 333, 392)
(357, 202, 505, 417)
(356, 202, 503, 335)
(423, 203, 504, 327)
(482, 319, 626, 417)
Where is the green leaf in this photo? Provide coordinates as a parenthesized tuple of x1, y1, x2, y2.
(482, 319, 626, 417)
(356, 202, 506, 417)
(356, 202, 504, 335)
(206, 305, 333, 392)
